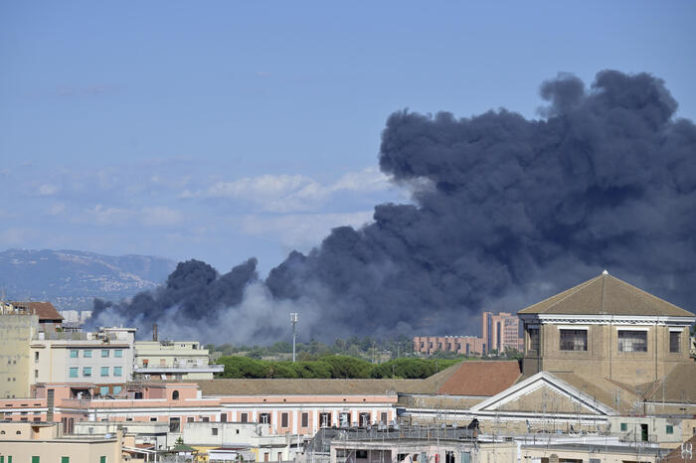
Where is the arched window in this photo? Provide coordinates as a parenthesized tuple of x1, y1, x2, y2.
(172, 390, 179, 400)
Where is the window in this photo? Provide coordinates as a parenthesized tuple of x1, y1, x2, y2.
(34, 369, 38, 379)
(113, 367, 122, 377)
(339, 412, 350, 427)
(380, 412, 388, 424)
(666, 425, 674, 434)
(259, 413, 271, 424)
(560, 329, 587, 351)
(527, 328, 539, 352)
(35, 352, 39, 362)
(114, 350, 123, 358)
(359, 412, 370, 427)
(83, 350, 92, 358)
(301, 412, 308, 427)
(62, 457, 69, 463)
(201, 417, 210, 422)
(169, 417, 180, 432)
(187, 417, 194, 423)
(100, 386, 109, 396)
(172, 390, 179, 400)
(101, 350, 110, 358)
(281, 412, 288, 427)
(101, 367, 109, 377)
(70, 350, 78, 358)
(83, 367, 92, 377)
(32, 457, 40, 463)
(618, 331, 648, 352)
(113, 386, 122, 395)
(241, 413, 248, 423)
(212, 427, 218, 436)
(620, 423, 627, 431)
(669, 331, 681, 353)
(69, 367, 78, 378)
(221, 413, 227, 422)
(150, 417, 157, 422)
(319, 412, 331, 427)
(100, 457, 106, 463)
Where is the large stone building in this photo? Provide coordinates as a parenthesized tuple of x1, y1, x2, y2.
(518, 270, 695, 384)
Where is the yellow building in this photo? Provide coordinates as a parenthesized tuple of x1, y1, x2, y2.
(0, 422, 121, 463)
(0, 303, 38, 399)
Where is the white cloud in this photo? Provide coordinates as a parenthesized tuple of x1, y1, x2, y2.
(48, 202, 66, 216)
(87, 204, 135, 225)
(37, 184, 59, 196)
(241, 211, 374, 251)
(189, 167, 392, 213)
(140, 207, 183, 227)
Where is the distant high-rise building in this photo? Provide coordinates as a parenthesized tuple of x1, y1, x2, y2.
(481, 311, 523, 354)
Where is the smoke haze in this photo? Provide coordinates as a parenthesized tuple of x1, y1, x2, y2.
(89, 70, 696, 344)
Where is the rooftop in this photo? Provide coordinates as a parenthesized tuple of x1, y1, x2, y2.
(518, 271, 694, 317)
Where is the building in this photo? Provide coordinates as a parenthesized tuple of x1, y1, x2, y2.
(182, 421, 300, 462)
(31, 327, 136, 397)
(403, 271, 696, 446)
(0, 421, 122, 463)
(1, 302, 40, 398)
(481, 311, 523, 354)
(412, 336, 484, 356)
(412, 312, 522, 356)
(133, 340, 223, 381)
(517, 270, 695, 384)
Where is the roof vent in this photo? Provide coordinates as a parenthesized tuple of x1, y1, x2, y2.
(602, 269, 609, 275)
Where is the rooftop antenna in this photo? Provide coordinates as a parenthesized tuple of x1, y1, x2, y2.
(290, 313, 298, 362)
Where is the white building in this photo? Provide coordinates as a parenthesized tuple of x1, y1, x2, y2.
(31, 327, 136, 396)
(134, 340, 223, 380)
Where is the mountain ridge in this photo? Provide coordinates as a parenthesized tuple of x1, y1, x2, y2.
(0, 248, 176, 310)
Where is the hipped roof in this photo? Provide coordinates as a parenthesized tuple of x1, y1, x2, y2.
(518, 272, 693, 317)
(10, 301, 63, 321)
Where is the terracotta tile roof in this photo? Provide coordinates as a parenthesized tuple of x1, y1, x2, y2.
(435, 361, 521, 396)
(517, 272, 694, 317)
(9, 301, 63, 321)
(662, 434, 696, 463)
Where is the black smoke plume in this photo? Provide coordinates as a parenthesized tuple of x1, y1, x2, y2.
(90, 70, 696, 343)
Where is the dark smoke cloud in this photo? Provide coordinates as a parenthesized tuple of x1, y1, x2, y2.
(90, 70, 696, 343)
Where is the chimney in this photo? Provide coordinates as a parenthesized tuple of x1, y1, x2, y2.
(153, 323, 158, 341)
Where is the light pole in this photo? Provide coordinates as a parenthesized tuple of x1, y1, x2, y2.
(290, 313, 299, 362)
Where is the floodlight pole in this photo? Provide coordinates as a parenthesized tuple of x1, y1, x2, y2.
(290, 313, 299, 362)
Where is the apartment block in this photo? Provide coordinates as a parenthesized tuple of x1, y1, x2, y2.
(481, 311, 523, 354)
(412, 336, 484, 355)
(133, 340, 223, 380)
(31, 327, 136, 397)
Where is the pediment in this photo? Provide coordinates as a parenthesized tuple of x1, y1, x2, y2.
(470, 372, 616, 416)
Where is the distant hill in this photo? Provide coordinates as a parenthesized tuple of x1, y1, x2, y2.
(0, 249, 176, 310)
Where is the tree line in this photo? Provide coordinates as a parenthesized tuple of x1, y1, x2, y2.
(216, 355, 462, 379)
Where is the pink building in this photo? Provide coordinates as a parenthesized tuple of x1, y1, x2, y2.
(481, 311, 523, 354)
(2, 380, 398, 438)
(412, 336, 484, 355)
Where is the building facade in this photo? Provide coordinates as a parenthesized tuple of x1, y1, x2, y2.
(481, 311, 523, 354)
(518, 271, 696, 384)
(412, 336, 484, 356)
(133, 340, 223, 380)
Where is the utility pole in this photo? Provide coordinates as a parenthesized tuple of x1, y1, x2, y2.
(290, 313, 299, 362)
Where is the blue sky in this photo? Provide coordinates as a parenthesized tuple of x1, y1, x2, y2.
(2, 1, 695, 276)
